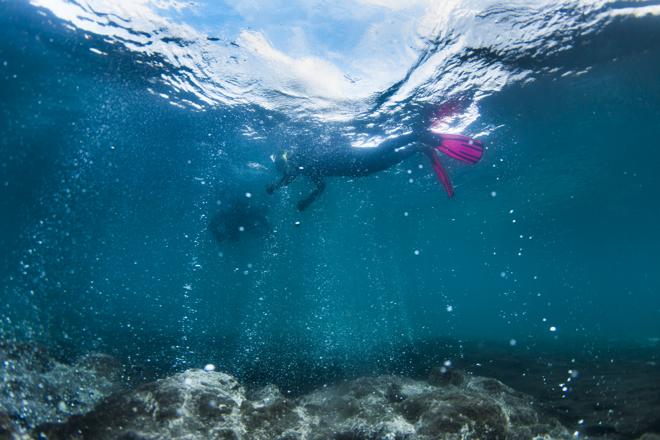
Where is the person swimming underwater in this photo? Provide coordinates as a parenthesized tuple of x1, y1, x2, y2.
(266, 130, 483, 211)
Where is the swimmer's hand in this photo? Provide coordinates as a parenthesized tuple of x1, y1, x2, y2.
(297, 199, 311, 211)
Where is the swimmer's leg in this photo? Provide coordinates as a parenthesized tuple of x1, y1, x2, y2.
(375, 132, 437, 166)
(266, 173, 296, 195)
(297, 176, 326, 211)
(376, 132, 419, 153)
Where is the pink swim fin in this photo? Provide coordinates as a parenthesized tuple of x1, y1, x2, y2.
(436, 134, 483, 164)
(425, 149, 454, 198)
(425, 133, 483, 197)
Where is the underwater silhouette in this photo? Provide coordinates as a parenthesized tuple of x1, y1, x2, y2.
(208, 197, 269, 243)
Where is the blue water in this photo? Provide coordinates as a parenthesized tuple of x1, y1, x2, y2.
(1, 0, 660, 391)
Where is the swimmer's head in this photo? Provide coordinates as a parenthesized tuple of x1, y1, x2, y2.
(270, 150, 291, 174)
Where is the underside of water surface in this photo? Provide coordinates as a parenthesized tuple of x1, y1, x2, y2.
(1, 0, 660, 439)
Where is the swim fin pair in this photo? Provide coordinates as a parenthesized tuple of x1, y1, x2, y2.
(425, 134, 484, 197)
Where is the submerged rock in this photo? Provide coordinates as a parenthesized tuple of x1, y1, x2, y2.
(0, 411, 21, 440)
(38, 368, 570, 440)
(0, 342, 124, 435)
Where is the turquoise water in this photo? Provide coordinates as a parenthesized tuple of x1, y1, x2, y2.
(1, 0, 659, 392)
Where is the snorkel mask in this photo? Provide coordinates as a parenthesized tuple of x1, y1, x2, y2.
(270, 150, 290, 173)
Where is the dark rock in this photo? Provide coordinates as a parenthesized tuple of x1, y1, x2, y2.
(246, 384, 284, 403)
(300, 374, 568, 440)
(475, 377, 507, 393)
(0, 342, 125, 433)
(0, 341, 54, 373)
(419, 394, 507, 439)
(584, 424, 618, 436)
(35, 369, 570, 440)
(386, 383, 406, 403)
(243, 397, 300, 436)
(38, 370, 245, 440)
(75, 353, 123, 383)
(428, 367, 466, 387)
(242, 384, 302, 438)
(0, 412, 19, 440)
(452, 343, 660, 440)
(116, 433, 158, 440)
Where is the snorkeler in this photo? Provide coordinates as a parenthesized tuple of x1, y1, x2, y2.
(266, 130, 483, 211)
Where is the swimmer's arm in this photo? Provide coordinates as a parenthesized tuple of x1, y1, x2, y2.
(266, 173, 296, 194)
(297, 175, 325, 211)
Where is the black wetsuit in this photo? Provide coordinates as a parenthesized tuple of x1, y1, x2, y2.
(267, 132, 434, 210)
